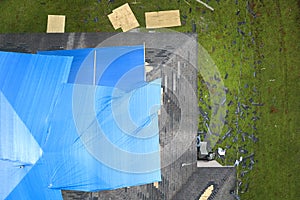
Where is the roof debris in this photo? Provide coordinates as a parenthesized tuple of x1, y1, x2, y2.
(108, 3, 139, 32)
(46, 15, 65, 33)
(196, 0, 214, 11)
(145, 10, 181, 29)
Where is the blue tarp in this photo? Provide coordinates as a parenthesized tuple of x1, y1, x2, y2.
(43, 82, 161, 191)
(0, 46, 161, 199)
(0, 51, 73, 199)
(38, 46, 146, 91)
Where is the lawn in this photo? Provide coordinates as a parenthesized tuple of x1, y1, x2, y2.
(0, 0, 299, 199)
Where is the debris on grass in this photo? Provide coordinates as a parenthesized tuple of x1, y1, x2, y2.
(225, 72, 229, 79)
(46, 15, 66, 33)
(195, 0, 214, 12)
(192, 20, 196, 33)
(237, 28, 245, 36)
(241, 103, 250, 110)
(238, 21, 246, 26)
(183, 0, 190, 6)
(251, 102, 264, 106)
(248, 134, 258, 143)
(145, 10, 181, 29)
(222, 129, 232, 140)
(246, 1, 257, 18)
(108, 3, 139, 32)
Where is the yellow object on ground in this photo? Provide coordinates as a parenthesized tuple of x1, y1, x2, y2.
(108, 3, 139, 32)
(47, 15, 65, 33)
(145, 10, 181, 29)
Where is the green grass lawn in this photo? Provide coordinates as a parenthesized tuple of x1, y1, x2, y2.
(0, 0, 299, 199)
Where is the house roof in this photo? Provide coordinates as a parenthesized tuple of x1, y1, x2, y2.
(0, 33, 236, 200)
(173, 167, 236, 200)
(0, 44, 161, 198)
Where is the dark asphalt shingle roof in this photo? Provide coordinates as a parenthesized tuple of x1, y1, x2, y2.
(1, 33, 236, 200)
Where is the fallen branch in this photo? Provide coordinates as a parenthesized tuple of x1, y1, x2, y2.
(183, 0, 190, 6)
(196, 0, 214, 11)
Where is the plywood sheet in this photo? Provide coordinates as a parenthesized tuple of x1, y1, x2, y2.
(145, 10, 181, 29)
(107, 12, 121, 29)
(47, 15, 66, 33)
(108, 3, 139, 32)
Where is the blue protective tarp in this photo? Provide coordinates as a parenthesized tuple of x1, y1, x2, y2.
(43, 82, 161, 191)
(38, 46, 146, 91)
(0, 51, 72, 148)
(0, 47, 161, 199)
(0, 51, 73, 199)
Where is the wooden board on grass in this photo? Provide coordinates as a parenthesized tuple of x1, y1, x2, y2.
(108, 3, 139, 32)
(145, 10, 181, 29)
(47, 15, 65, 33)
